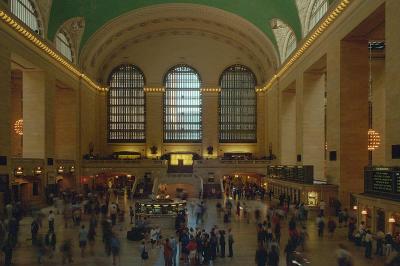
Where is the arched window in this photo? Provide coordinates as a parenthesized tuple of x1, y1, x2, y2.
(308, 0, 328, 32)
(164, 65, 202, 142)
(11, 0, 41, 35)
(55, 32, 73, 62)
(219, 65, 257, 143)
(285, 32, 297, 59)
(107, 65, 146, 143)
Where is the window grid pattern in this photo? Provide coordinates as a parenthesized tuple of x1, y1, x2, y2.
(55, 32, 73, 62)
(108, 65, 146, 143)
(285, 32, 297, 59)
(164, 65, 202, 143)
(309, 0, 328, 32)
(219, 65, 257, 143)
(11, 0, 41, 34)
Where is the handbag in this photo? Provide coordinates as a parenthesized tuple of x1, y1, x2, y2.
(141, 250, 149, 260)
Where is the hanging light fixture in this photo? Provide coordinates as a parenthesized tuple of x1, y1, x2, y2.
(368, 129, 381, 151)
(389, 217, 396, 223)
(14, 119, 23, 135)
(361, 209, 368, 215)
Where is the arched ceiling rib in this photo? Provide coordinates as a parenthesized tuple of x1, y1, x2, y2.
(48, 0, 302, 49)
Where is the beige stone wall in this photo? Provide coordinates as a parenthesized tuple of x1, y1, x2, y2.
(10, 70, 23, 157)
(280, 84, 297, 165)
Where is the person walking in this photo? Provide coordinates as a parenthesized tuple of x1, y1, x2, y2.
(364, 230, 373, 259)
(255, 243, 268, 266)
(129, 206, 135, 224)
(2, 237, 13, 266)
(79, 224, 88, 257)
(110, 234, 120, 266)
(163, 238, 173, 266)
(317, 215, 325, 237)
(219, 230, 226, 258)
(140, 241, 149, 265)
(45, 229, 57, 258)
(267, 244, 279, 266)
(48, 210, 55, 232)
(59, 240, 72, 264)
(328, 217, 337, 238)
(375, 230, 385, 256)
(228, 228, 234, 258)
(31, 218, 40, 245)
(88, 220, 96, 255)
(170, 236, 178, 265)
(336, 244, 353, 266)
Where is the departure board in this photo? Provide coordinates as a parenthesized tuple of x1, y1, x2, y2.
(364, 167, 400, 199)
(267, 165, 313, 184)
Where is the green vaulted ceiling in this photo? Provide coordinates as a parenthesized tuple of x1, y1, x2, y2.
(48, 0, 302, 49)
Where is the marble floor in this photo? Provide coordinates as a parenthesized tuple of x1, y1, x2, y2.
(4, 197, 390, 266)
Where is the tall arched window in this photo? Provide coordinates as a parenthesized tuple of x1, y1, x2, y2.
(219, 65, 257, 143)
(164, 65, 202, 142)
(108, 65, 146, 143)
(285, 32, 297, 59)
(308, 0, 328, 32)
(11, 0, 41, 35)
(55, 32, 73, 62)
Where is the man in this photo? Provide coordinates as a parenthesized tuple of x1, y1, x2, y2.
(319, 200, 326, 216)
(228, 228, 234, 257)
(255, 243, 268, 266)
(48, 210, 55, 232)
(31, 218, 40, 245)
(129, 206, 134, 224)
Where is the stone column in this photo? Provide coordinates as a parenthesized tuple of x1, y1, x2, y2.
(0, 41, 11, 207)
(385, 0, 400, 166)
(303, 72, 326, 180)
(145, 87, 164, 157)
(280, 83, 297, 165)
(201, 88, 219, 158)
(340, 39, 369, 207)
(256, 89, 266, 157)
(295, 75, 303, 164)
(22, 71, 47, 158)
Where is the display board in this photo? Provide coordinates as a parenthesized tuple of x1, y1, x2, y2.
(267, 165, 314, 184)
(365, 167, 400, 199)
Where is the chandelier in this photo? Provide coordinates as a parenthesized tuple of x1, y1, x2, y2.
(14, 119, 23, 135)
(368, 128, 380, 151)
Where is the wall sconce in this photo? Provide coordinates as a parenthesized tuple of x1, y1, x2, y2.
(361, 210, 368, 215)
(34, 166, 42, 175)
(14, 166, 23, 176)
(389, 217, 396, 223)
(14, 119, 23, 135)
(70, 166, 75, 173)
(353, 205, 358, 210)
(57, 166, 64, 174)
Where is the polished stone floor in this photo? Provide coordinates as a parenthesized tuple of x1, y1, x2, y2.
(5, 197, 389, 266)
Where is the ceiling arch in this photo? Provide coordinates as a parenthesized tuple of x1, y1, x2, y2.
(79, 4, 280, 85)
(48, 0, 302, 48)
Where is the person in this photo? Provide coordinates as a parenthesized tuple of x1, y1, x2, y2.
(88, 219, 96, 255)
(336, 244, 353, 266)
(316, 215, 325, 237)
(364, 230, 373, 259)
(60, 239, 73, 265)
(31, 218, 40, 245)
(228, 228, 234, 257)
(274, 221, 281, 244)
(163, 238, 173, 266)
(110, 202, 117, 226)
(284, 240, 296, 266)
(219, 230, 226, 257)
(319, 200, 326, 216)
(48, 210, 55, 232)
(376, 229, 385, 256)
(236, 201, 241, 216)
(79, 224, 88, 257)
(328, 217, 337, 238)
(45, 229, 57, 258)
(140, 241, 149, 265)
(186, 236, 197, 265)
(267, 244, 280, 266)
(129, 206, 134, 224)
(255, 243, 268, 266)
(36, 235, 46, 264)
(298, 226, 308, 251)
(110, 234, 120, 266)
(385, 232, 393, 256)
(3, 237, 13, 266)
(170, 236, 178, 265)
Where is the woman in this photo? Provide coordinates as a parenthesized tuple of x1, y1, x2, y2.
(140, 241, 149, 265)
(79, 224, 88, 257)
(163, 238, 173, 266)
